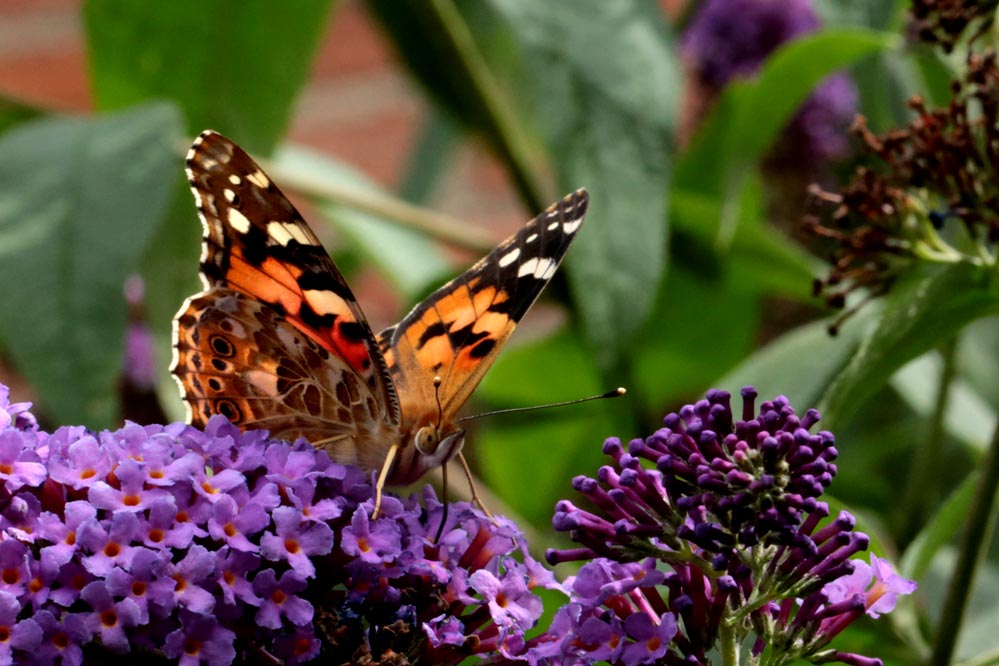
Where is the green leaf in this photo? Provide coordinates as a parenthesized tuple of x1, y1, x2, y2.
(820, 262, 999, 430)
(398, 111, 461, 204)
(478, 327, 602, 407)
(83, 0, 334, 154)
(475, 329, 626, 525)
(135, 178, 206, 422)
(891, 352, 997, 453)
(490, 0, 678, 370)
(670, 175, 820, 300)
(716, 303, 879, 413)
(0, 95, 43, 135)
(634, 261, 759, 405)
(900, 473, 978, 582)
(957, 315, 999, 404)
(0, 103, 183, 427)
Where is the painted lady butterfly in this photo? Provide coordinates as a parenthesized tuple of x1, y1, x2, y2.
(171, 130, 588, 510)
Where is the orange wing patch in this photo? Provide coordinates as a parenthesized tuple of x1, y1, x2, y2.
(380, 189, 589, 426)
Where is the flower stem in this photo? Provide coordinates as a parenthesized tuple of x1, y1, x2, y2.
(930, 405, 999, 666)
(720, 619, 740, 666)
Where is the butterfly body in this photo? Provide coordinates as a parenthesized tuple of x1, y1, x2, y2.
(172, 130, 588, 489)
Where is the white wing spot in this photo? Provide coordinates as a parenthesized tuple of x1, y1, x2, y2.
(267, 221, 315, 246)
(525, 233, 538, 243)
(563, 218, 582, 234)
(304, 289, 344, 317)
(201, 158, 219, 171)
(228, 174, 242, 185)
(227, 207, 252, 234)
(498, 247, 521, 267)
(547, 222, 559, 231)
(267, 222, 293, 246)
(223, 189, 236, 203)
(517, 257, 557, 280)
(247, 169, 270, 189)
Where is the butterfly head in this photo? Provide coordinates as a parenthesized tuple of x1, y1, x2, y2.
(413, 374, 464, 467)
(414, 422, 465, 460)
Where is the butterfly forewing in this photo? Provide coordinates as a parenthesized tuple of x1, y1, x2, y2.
(176, 131, 399, 428)
(379, 189, 589, 423)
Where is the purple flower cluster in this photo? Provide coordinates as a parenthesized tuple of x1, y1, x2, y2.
(541, 388, 915, 666)
(682, 0, 820, 89)
(525, 559, 677, 665)
(0, 384, 556, 664)
(313, 488, 561, 663)
(682, 0, 858, 165)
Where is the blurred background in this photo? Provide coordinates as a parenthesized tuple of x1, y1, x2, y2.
(0, 1, 997, 662)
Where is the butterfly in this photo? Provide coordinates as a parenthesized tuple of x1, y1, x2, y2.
(171, 130, 588, 513)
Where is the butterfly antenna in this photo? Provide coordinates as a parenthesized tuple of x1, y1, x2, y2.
(432, 375, 452, 541)
(456, 387, 626, 423)
(432, 375, 444, 427)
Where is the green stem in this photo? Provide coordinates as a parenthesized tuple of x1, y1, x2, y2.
(930, 407, 999, 666)
(423, 0, 549, 212)
(900, 339, 957, 545)
(720, 620, 740, 666)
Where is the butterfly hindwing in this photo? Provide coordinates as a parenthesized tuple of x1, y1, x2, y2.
(173, 289, 396, 470)
(379, 189, 589, 423)
(177, 130, 399, 427)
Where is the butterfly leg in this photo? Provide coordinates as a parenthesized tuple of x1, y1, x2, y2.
(457, 452, 497, 524)
(372, 443, 400, 519)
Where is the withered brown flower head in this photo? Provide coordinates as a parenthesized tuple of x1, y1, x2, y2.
(911, 0, 998, 52)
(806, 52, 999, 332)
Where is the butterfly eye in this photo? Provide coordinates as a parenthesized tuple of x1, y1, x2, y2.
(414, 427, 439, 455)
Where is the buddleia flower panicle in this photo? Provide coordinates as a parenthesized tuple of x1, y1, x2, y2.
(0, 383, 556, 665)
(538, 388, 915, 666)
(806, 51, 999, 329)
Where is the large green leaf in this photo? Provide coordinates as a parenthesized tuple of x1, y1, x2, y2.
(820, 262, 999, 430)
(0, 104, 183, 427)
(489, 0, 678, 370)
(83, 0, 334, 154)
